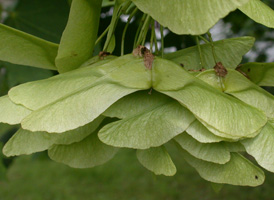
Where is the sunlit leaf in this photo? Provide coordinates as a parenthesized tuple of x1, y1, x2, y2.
(178, 147, 265, 186)
(197, 69, 274, 120)
(99, 99, 195, 149)
(3, 116, 104, 157)
(237, 62, 274, 87)
(0, 23, 58, 70)
(9, 55, 151, 133)
(56, 0, 103, 73)
(239, 0, 274, 28)
(186, 120, 226, 143)
(175, 133, 230, 164)
(136, 146, 176, 176)
(153, 58, 267, 140)
(48, 132, 119, 168)
(132, 0, 249, 35)
(103, 90, 170, 119)
(241, 122, 274, 172)
(165, 37, 255, 70)
(0, 95, 31, 125)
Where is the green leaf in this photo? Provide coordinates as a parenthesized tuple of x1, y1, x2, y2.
(136, 146, 176, 176)
(153, 58, 267, 140)
(21, 84, 136, 133)
(9, 55, 151, 133)
(175, 133, 230, 164)
(197, 69, 274, 120)
(80, 55, 117, 68)
(48, 132, 119, 168)
(103, 90, 171, 119)
(241, 122, 274, 172)
(106, 35, 116, 53)
(55, 0, 102, 73)
(239, 0, 274, 28)
(186, 120, 226, 143)
(4, 62, 53, 88)
(237, 62, 274, 87)
(0, 95, 31, 125)
(223, 142, 245, 152)
(102, 0, 115, 7)
(0, 23, 58, 70)
(4, 0, 69, 43)
(9, 55, 150, 110)
(99, 100, 195, 149)
(165, 37, 255, 70)
(3, 116, 104, 157)
(178, 147, 265, 186)
(132, 0, 250, 35)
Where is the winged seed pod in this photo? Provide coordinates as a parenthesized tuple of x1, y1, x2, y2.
(196, 69, 274, 173)
(1, 52, 269, 187)
(1, 0, 274, 188)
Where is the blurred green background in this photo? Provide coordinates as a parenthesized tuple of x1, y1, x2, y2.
(0, 0, 274, 199)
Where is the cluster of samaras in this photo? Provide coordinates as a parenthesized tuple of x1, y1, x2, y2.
(1, 48, 274, 187)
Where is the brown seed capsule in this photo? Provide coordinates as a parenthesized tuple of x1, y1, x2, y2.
(132, 45, 154, 70)
(214, 62, 228, 77)
(99, 51, 111, 60)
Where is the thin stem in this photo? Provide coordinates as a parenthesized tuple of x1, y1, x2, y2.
(198, 35, 209, 44)
(196, 36, 205, 68)
(103, 1, 132, 52)
(207, 31, 218, 64)
(135, 15, 151, 47)
(133, 14, 146, 48)
(160, 25, 164, 58)
(153, 24, 159, 54)
(121, 7, 138, 55)
(95, 25, 110, 46)
(150, 21, 155, 51)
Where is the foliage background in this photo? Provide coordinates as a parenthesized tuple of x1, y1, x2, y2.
(0, 0, 274, 199)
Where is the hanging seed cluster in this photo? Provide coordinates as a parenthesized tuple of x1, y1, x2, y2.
(1, 47, 274, 186)
(1, 0, 274, 188)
